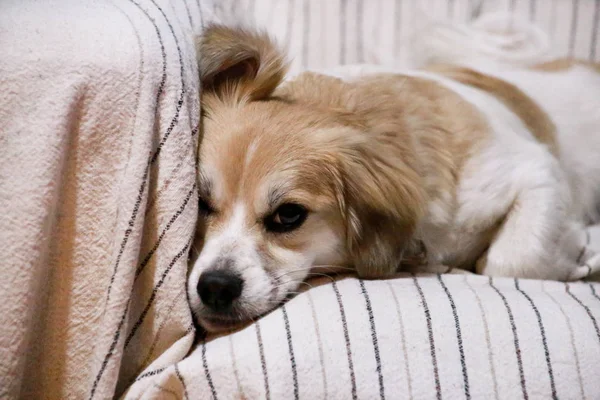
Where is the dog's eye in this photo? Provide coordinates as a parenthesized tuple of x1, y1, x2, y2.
(198, 197, 214, 215)
(265, 203, 308, 233)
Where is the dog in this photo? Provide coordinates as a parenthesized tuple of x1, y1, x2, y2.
(188, 24, 600, 332)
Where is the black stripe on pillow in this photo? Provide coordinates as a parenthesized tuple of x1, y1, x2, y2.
(543, 283, 585, 399)
(202, 341, 218, 400)
(175, 363, 190, 400)
(359, 280, 385, 400)
(387, 282, 414, 398)
(515, 279, 557, 400)
(489, 277, 529, 400)
(463, 275, 499, 400)
(412, 275, 442, 400)
(332, 281, 358, 400)
(134, 366, 167, 381)
(255, 322, 271, 400)
(282, 305, 299, 400)
(307, 291, 328, 398)
(567, 283, 600, 344)
(438, 275, 470, 400)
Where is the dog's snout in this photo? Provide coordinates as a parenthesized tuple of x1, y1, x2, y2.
(197, 270, 243, 312)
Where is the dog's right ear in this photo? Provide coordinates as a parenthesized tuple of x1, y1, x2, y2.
(197, 24, 288, 102)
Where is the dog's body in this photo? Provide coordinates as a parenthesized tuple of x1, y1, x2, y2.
(344, 61, 600, 279)
(189, 25, 600, 332)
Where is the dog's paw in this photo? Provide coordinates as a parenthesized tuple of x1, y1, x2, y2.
(565, 226, 600, 281)
(568, 252, 600, 281)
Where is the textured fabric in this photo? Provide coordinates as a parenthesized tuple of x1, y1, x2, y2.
(216, 0, 600, 75)
(130, 274, 600, 400)
(1, 0, 600, 399)
(0, 0, 211, 398)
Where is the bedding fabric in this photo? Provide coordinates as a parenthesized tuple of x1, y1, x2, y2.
(0, 0, 209, 398)
(131, 273, 600, 400)
(0, 0, 599, 399)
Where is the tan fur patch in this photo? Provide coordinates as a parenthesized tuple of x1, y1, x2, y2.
(426, 64, 559, 156)
(198, 24, 289, 106)
(278, 72, 491, 196)
(202, 72, 491, 276)
(531, 58, 600, 74)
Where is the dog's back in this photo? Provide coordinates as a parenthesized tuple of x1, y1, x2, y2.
(478, 61, 600, 222)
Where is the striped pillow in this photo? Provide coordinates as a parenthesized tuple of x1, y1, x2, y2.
(132, 273, 600, 399)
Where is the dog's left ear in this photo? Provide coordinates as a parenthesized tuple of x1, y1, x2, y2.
(334, 134, 426, 278)
(197, 24, 288, 102)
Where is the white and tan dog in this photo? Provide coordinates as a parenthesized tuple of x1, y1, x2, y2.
(188, 24, 600, 332)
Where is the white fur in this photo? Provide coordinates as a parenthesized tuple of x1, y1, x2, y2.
(476, 65, 600, 223)
(188, 198, 345, 329)
(463, 65, 600, 280)
(187, 203, 267, 320)
(437, 64, 600, 280)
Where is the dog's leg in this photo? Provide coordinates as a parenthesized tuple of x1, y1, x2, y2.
(566, 226, 600, 280)
(475, 183, 579, 281)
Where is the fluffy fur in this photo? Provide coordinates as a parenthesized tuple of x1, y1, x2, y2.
(189, 24, 600, 332)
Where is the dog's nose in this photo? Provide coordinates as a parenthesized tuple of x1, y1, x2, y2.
(197, 270, 243, 312)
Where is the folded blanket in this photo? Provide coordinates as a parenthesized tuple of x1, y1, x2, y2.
(0, 0, 210, 397)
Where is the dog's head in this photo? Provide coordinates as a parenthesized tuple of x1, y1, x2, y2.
(189, 25, 425, 332)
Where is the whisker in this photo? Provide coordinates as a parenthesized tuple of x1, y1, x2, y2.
(235, 274, 350, 320)
(296, 281, 317, 289)
(304, 271, 341, 280)
(270, 267, 316, 281)
(271, 265, 355, 281)
(267, 272, 346, 292)
(312, 265, 355, 272)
